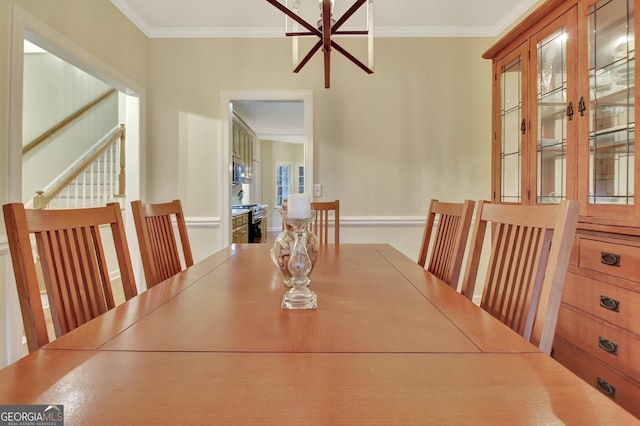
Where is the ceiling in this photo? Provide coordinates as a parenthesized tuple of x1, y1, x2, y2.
(111, 0, 538, 38)
(110, 0, 538, 143)
(233, 101, 304, 144)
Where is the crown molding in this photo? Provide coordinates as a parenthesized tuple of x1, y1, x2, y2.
(141, 25, 502, 39)
(112, 0, 541, 39)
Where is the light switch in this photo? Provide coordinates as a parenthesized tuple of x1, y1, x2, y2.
(313, 184, 322, 197)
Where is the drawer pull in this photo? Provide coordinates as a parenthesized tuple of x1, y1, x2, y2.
(600, 252, 620, 267)
(598, 336, 618, 356)
(599, 295, 620, 312)
(596, 377, 616, 399)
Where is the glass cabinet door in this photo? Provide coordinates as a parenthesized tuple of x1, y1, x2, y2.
(530, 10, 577, 204)
(587, 0, 635, 208)
(497, 46, 528, 204)
(534, 28, 569, 203)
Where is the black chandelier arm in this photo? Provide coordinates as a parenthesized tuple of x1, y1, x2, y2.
(331, 40, 374, 74)
(332, 0, 368, 33)
(322, 1, 332, 49)
(324, 47, 331, 88)
(286, 30, 368, 37)
(285, 31, 317, 37)
(333, 30, 368, 35)
(265, 0, 321, 37)
(293, 40, 323, 73)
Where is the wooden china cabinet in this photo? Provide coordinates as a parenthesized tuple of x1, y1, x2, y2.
(484, 0, 640, 417)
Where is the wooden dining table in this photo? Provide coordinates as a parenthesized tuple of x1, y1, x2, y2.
(0, 243, 636, 424)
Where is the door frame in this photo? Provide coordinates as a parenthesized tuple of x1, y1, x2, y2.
(4, 5, 145, 365)
(219, 90, 313, 248)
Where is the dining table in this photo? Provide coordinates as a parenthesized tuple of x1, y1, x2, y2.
(0, 243, 637, 424)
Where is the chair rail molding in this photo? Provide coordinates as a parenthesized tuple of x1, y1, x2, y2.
(185, 216, 220, 228)
(341, 215, 427, 227)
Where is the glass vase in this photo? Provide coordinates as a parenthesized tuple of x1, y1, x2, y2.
(270, 210, 318, 287)
(281, 212, 317, 310)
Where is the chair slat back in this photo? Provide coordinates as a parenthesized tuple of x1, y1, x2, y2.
(131, 199, 194, 288)
(461, 200, 580, 354)
(311, 200, 340, 244)
(418, 199, 474, 290)
(3, 202, 138, 352)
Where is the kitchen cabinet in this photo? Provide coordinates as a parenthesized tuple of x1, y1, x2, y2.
(232, 211, 249, 244)
(232, 114, 255, 183)
(261, 208, 268, 243)
(484, 0, 640, 417)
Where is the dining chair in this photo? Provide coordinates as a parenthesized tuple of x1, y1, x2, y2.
(311, 200, 340, 244)
(417, 199, 475, 290)
(3, 202, 138, 353)
(131, 199, 194, 288)
(460, 200, 580, 354)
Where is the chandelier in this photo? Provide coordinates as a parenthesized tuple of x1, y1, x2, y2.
(266, 0, 374, 88)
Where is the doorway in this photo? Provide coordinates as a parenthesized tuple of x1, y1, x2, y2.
(4, 6, 144, 365)
(220, 91, 313, 248)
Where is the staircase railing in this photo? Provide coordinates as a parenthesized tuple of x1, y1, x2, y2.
(23, 88, 117, 156)
(33, 124, 126, 209)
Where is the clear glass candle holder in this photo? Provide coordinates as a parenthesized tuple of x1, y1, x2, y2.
(271, 208, 318, 287)
(280, 211, 317, 310)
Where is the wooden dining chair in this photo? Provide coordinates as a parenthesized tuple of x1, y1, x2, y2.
(417, 199, 475, 290)
(311, 200, 340, 244)
(131, 199, 194, 288)
(460, 200, 580, 354)
(3, 202, 138, 353)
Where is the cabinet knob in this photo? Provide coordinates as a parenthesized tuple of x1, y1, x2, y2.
(596, 377, 616, 399)
(599, 295, 620, 312)
(598, 336, 618, 356)
(567, 101, 574, 120)
(578, 96, 586, 116)
(600, 252, 620, 267)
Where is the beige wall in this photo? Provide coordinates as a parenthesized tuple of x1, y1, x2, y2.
(146, 36, 494, 258)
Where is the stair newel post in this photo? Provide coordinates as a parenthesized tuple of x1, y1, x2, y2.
(33, 190, 46, 209)
(117, 124, 126, 197)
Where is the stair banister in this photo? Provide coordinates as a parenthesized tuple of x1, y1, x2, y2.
(33, 124, 125, 209)
(23, 89, 117, 156)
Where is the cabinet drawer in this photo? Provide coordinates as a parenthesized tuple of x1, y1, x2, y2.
(579, 238, 640, 283)
(553, 337, 640, 419)
(232, 213, 248, 229)
(563, 272, 640, 335)
(556, 306, 640, 380)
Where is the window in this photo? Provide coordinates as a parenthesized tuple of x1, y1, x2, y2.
(295, 162, 305, 194)
(275, 162, 292, 207)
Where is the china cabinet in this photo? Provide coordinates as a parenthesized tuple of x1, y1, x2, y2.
(484, 0, 640, 417)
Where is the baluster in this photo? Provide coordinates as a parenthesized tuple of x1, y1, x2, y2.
(118, 124, 126, 196)
(80, 168, 86, 208)
(91, 162, 96, 206)
(105, 148, 110, 203)
(98, 151, 104, 205)
(108, 147, 113, 201)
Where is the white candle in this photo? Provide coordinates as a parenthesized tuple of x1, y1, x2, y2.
(287, 194, 311, 219)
